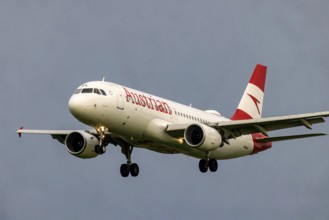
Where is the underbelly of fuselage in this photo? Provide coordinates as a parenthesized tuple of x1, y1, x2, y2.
(136, 134, 254, 160)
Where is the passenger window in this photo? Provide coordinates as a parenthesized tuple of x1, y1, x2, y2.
(94, 88, 101, 95)
(100, 89, 107, 96)
(81, 88, 93, 93)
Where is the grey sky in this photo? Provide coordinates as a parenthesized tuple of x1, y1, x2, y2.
(1, 0, 329, 219)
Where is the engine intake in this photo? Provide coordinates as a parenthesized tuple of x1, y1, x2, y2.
(184, 124, 222, 151)
(65, 131, 99, 159)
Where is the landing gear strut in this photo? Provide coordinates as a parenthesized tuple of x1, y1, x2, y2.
(120, 145, 139, 177)
(95, 126, 107, 155)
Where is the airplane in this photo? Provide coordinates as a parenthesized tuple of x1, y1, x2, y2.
(17, 64, 329, 177)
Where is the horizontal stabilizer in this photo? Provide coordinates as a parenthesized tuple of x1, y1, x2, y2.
(256, 133, 327, 143)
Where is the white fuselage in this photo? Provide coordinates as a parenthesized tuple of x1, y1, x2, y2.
(68, 81, 255, 160)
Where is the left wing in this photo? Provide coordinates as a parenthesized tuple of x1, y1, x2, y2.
(17, 129, 74, 144)
(16, 128, 124, 147)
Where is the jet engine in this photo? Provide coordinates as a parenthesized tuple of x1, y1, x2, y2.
(65, 131, 99, 159)
(184, 124, 222, 151)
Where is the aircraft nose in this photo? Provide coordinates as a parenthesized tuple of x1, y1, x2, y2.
(68, 95, 86, 118)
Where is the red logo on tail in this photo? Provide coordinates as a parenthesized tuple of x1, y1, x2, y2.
(247, 94, 261, 115)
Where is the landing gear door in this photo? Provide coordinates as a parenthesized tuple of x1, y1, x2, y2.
(112, 85, 124, 110)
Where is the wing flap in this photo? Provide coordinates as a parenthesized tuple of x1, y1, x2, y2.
(256, 133, 327, 143)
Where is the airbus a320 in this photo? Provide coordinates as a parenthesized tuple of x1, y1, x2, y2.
(17, 64, 329, 177)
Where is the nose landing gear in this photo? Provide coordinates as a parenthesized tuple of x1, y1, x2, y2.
(94, 125, 107, 155)
(95, 144, 106, 154)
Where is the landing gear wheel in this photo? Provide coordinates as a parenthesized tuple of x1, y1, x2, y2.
(95, 145, 106, 155)
(130, 163, 139, 177)
(100, 145, 106, 154)
(120, 164, 130, 177)
(199, 159, 208, 173)
(208, 159, 218, 172)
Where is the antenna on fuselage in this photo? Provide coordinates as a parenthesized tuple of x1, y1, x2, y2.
(102, 77, 105, 82)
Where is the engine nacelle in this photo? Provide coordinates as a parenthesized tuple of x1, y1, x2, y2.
(184, 124, 222, 152)
(65, 131, 99, 159)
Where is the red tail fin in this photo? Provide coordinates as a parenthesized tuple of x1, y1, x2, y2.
(231, 64, 267, 120)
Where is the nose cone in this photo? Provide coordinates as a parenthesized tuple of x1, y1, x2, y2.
(68, 95, 87, 120)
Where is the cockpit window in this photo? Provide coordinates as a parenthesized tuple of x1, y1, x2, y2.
(78, 88, 107, 96)
(81, 88, 93, 93)
(74, 89, 82, 94)
(94, 88, 101, 95)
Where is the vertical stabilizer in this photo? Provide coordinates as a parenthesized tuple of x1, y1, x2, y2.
(231, 64, 267, 120)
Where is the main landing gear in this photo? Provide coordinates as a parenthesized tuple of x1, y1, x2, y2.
(199, 158, 218, 173)
(198, 151, 219, 173)
(120, 145, 139, 177)
(120, 163, 139, 177)
(94, 126, 139, 177)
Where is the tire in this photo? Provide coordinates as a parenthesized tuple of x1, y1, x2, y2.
(199, 159, 208, 173)
(130, 163, 139, 177)
(95, 145, 101, 154)
(95, 145, 106, 155)
(120, 164, 130, 177)
(208, 159, 218, 172)
(100, 145, 106, 154)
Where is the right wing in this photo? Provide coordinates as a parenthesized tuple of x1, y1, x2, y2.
(166, 111, 329, 143)
(256, 133, 327, 143)
(211, 111, 329, 139)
